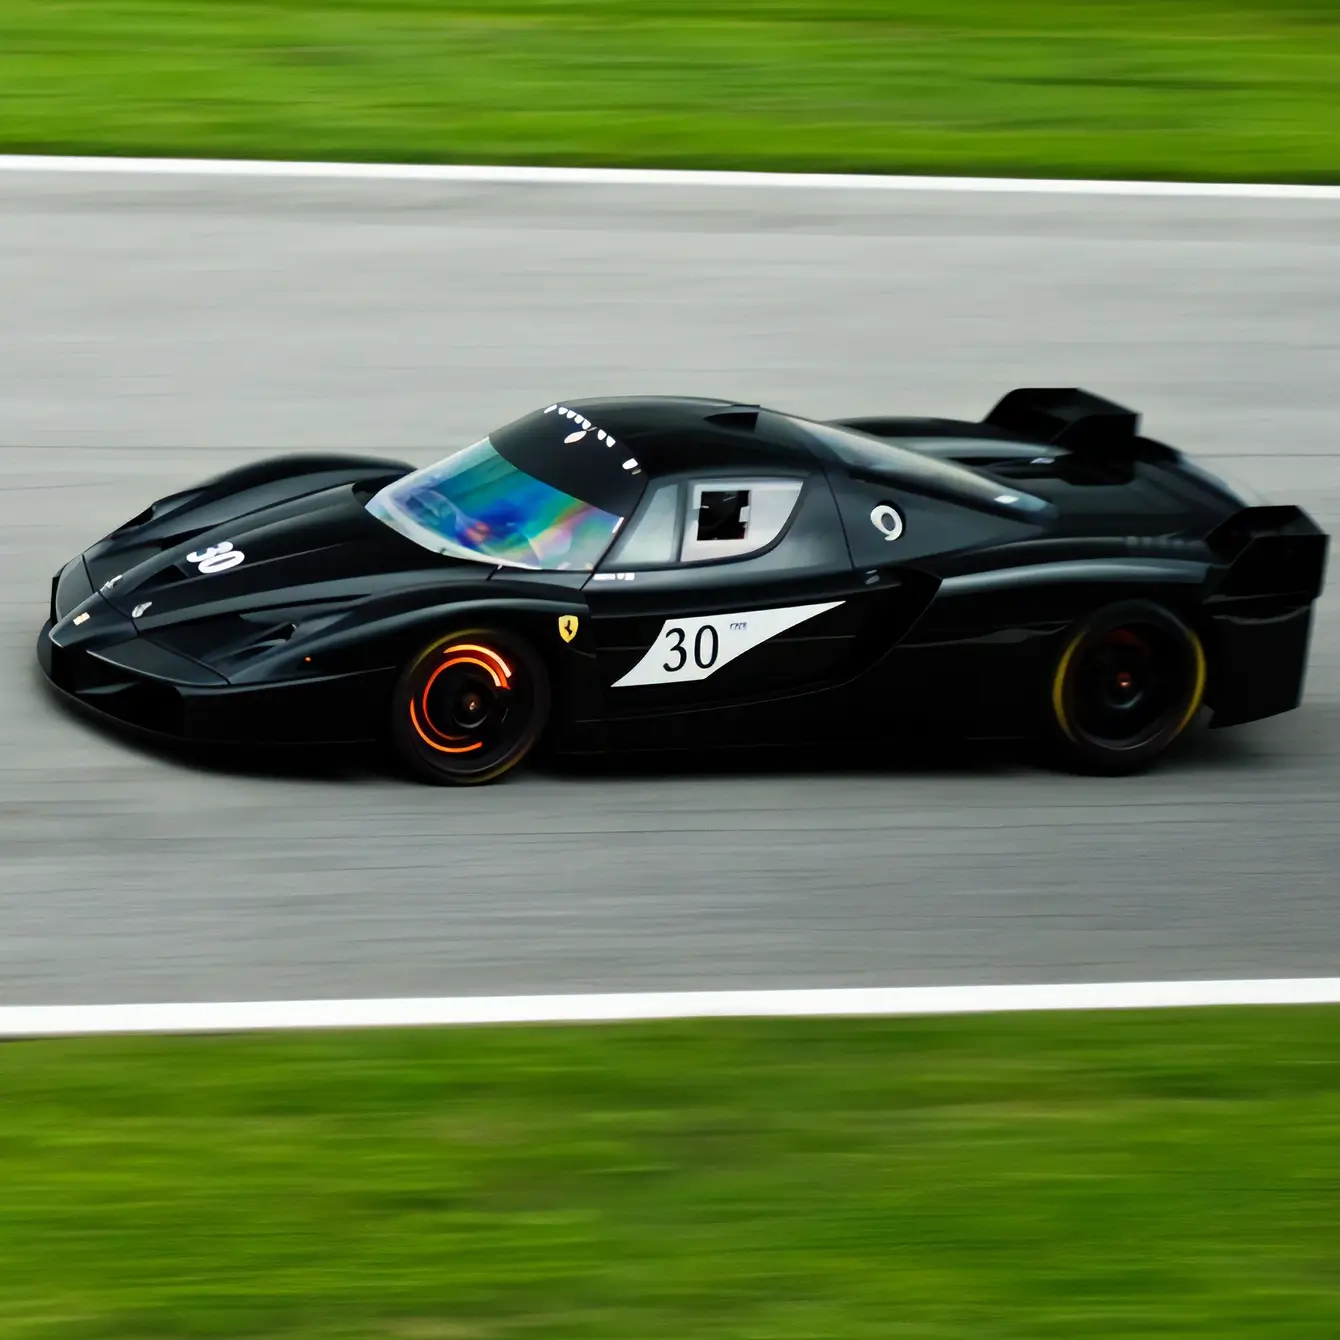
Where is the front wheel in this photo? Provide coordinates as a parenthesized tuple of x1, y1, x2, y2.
(391, 628, 550, 785)
(1046, 601, 1207, 775)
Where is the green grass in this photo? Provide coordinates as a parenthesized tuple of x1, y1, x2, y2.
(3, 1010, 1340, 1337)
(0, 1, 1338, 181)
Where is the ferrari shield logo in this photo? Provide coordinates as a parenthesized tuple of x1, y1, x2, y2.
(558, 614, 579, 643)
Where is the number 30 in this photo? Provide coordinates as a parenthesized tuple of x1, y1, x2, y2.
(662, 624, 719, 674)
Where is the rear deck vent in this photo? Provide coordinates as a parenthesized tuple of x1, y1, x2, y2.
(975, 453, 1135, 487)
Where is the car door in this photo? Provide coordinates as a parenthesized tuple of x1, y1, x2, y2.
(581, 469, 925, 749)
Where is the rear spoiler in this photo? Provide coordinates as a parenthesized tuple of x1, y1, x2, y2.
(984, 388, 1153, 455)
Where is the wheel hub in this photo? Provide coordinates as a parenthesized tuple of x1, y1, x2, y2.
(451, 685, 493, 731)
(1070, 625, 1184, 749)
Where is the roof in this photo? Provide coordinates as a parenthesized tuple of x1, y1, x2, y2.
(527, 396, 824, 476)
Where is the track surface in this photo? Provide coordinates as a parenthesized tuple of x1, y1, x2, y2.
(2, 172, 1337, 1006)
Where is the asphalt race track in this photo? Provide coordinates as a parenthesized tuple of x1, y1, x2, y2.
(1, 169, 1338, 1006)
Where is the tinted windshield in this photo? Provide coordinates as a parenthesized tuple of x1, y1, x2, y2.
(367, 437, 624, 571)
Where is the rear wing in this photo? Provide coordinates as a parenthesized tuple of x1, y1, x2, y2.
(984, 387, 1159, 455)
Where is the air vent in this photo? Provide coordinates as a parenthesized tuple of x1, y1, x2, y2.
(115, 505, 155, 532)
(223, 624, 298, 663)
(975, 454, 1135, 487)
(706, 408, 759, 432)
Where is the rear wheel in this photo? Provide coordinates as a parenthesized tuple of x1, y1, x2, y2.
(391, 628, 549, 785)
(1046, 601, 1206, 775)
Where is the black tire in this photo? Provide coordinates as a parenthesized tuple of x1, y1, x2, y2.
(1046, 601, 1207, 776)
(390, 628, 550, 785)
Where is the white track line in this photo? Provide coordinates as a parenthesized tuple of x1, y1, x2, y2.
(3, 979, 1340, 1038)
(0, 154, 1338, 200)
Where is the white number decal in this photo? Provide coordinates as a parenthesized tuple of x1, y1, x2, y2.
(186, 540, 245, 574)
(612, 602, 842, 688)
(870, 503, 904, 542)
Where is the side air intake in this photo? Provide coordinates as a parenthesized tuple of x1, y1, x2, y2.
(984, 387, 1141, 453)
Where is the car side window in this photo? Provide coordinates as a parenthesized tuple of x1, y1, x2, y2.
(601, 477, 806, 570)
(679, 480, 804, 564)
(601, 480, 681, 568)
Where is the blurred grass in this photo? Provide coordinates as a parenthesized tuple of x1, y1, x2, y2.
(4, 1010, 1340, 1337)
(0, 1, 1338, 180)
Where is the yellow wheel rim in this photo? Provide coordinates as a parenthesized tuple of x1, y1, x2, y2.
(1052, 620, 1206, 746)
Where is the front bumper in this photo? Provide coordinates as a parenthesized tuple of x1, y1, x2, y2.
(40, 616, 394, 744)
(40, 556, 393, 745)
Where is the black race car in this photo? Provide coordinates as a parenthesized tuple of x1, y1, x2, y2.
(39, 389, 1327, 783)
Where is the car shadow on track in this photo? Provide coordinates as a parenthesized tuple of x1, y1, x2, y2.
(535, 717, 1266, 784)
(38, 664, 1266, 787)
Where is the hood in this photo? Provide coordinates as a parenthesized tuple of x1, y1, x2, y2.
(85, 484, 491, 678)
(95, 484, 477, 612)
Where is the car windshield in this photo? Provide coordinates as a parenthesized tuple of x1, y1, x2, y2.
(366, 437, 625, 571)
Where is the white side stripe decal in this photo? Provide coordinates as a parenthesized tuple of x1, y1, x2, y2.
(612, 601, 843, 688)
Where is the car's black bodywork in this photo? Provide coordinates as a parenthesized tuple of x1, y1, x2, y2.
(39, 389, 1328, 771)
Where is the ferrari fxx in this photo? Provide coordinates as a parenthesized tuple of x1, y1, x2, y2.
(39, 389, 1327, 781)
